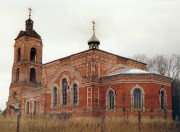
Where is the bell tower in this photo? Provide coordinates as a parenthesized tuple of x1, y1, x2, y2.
(7, 9, 43, 116)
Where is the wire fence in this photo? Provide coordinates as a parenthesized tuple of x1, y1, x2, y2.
(0, 114, 180, 132)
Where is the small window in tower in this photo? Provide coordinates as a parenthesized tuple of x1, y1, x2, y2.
(30, 48, 37, 61)
(16, 68, 19, 82)
(17, 48, 21, 62)
(13, 91, 17, 99)
(30, 68, 36, 83)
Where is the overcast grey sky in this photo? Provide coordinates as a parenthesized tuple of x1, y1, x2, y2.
(0, 0, 180, 110)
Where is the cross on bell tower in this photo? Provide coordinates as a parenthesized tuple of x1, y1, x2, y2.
(28, 8, 32, 19)
(92, 21, 95, 35)
(88, 21, 100, 49)
(26, 8, 33, 31)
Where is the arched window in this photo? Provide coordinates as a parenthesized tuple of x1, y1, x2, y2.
(17, 48, 21, 62)
(62, 78, 68, 105)
(72, 83, 78, 105)
(33, 100, 37, 115)
(13, 91, 17, 99)
(133, 89, 142, 108)
(160, 89, 166, 110)
(30, 48, 36, 61)
(16, 68, 19, 82)
(26, 101, 30, 114)
(30, 68, 36, 83)
(53, 87, 58, 106)
(106, 89, 115, 110)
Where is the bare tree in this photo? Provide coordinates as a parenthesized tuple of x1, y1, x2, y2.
(132, 54, 168, 75)
(132, 54, 149, 64)
(133, 53, 180, 119)
(148, 55, 168, 76)
(133, 54, 180, 79)
(167, 54, 180, 80)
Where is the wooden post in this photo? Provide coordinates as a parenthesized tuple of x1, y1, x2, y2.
(164, 108, 167, 120)
(138, 111, 141, 132)
(16, 110, 20, 132)
(101, 116, 105, 132)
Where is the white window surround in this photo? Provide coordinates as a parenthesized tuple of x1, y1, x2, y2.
(106, 87, 116, 110)
(130, 85, 145, 111)
(159, 88, 167, 111)
(51, 84, 59, 108)
(59, 75, 70, 106)
(70, 80, 79, 106)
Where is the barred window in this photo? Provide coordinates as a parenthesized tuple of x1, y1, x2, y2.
(72, 83, 78, 105)
(62, 78, 68, 105)
(53, 87, 58, 106)
(106, 89, 115, 110)
(109, 90, 115, 109)
(133, 89, 142, 108)
(26, 101, 30, 114)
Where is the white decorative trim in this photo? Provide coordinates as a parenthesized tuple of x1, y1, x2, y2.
(60, 76, 70, 106)
(159, 88, 167, 111)
(106, 64, 128, 74)
(47, 64, 83, 88)
(106, 87, 116, 110)
(70, 80, 79, 106)
(51, 84, 59, 108)
(87, 87, 92, 108)
(130, 84, 145, 111)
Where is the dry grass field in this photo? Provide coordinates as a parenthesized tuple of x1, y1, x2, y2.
(0, 115, 180, 132)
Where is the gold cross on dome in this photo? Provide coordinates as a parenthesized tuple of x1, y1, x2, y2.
(28, 8, 32, 18)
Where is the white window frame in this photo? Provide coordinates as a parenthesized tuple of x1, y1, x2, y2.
(59, 75, 70, 106)
(159, 88, 167, 111)
(51, 84, 59, 108)
(106, 87, 116, 110)
(130, 85, 145, 111)
(70, 80, 79, 106)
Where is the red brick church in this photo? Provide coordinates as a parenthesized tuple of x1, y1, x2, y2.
(6, 12, 172, 118)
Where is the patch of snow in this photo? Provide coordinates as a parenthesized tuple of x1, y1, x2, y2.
(106, 68, 152, 77)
